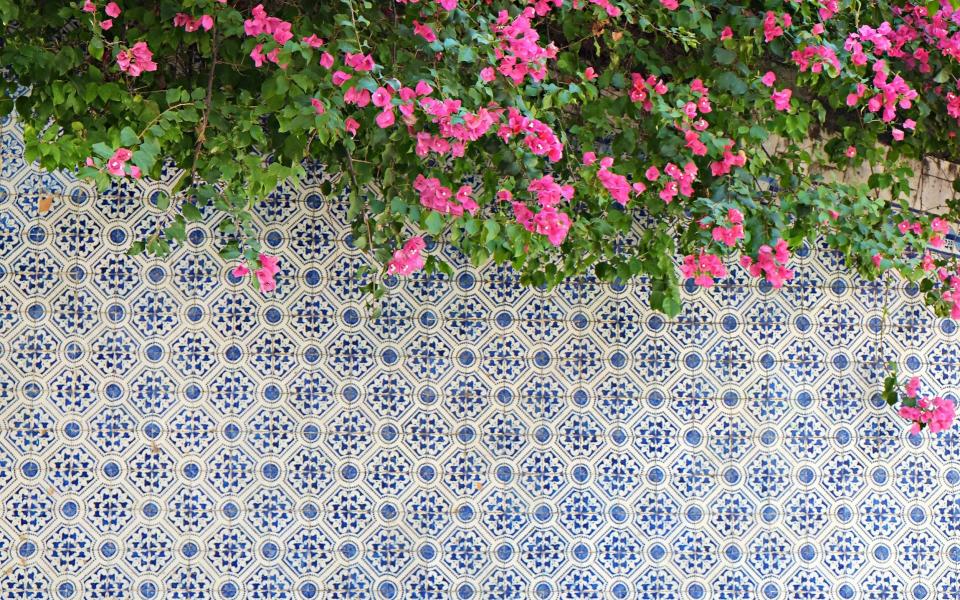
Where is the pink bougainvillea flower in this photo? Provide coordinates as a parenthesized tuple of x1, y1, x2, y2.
(319, 52, 334, 69)
(375, 109, 396, 128)
(104, 2, 120, 17)
(438, 0, 457, 11)
(255, 253, 280, 292)
(533, 206, 572, 245)
(906, 377, 921, 398)
(332, 70, 352, 86)
(372, 86, 392, 108)
(899, 393, 956, 435)
(106, 157, 125, 177)
(344, 52, 375, 72)
(232, 263, 250, 277)
(582, 151, 597, 165)
(660, 0, 679, 9)
(250, 44, 266, 67)
(645, 166, 660, 181)
(116, 41, 157, 77)
(845, 145, 857, 158)
(480, 67, 495, 82)
(761, 71, 776, 87)
(311, 98, 325, 114)
(100, 19, 113, 30)
(129, 165, 142, 179)
(82, 0, 96, 13)
(584, 67, 598, 80)
(720, 26, 733, 40)
(415, 80, 433, 96)
(740, 240, 794, 287)
(413, 20, 437, 43)
(302, 34, 324, 48)
(387, 236, 427, 276)
(344, 117, 360, 136)
(681, 251, 727, 288)
(771, 88, 792, 111)
(891, 128, 904, 141)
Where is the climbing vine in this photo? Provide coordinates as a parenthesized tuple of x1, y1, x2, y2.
(1, 0, 960, 432)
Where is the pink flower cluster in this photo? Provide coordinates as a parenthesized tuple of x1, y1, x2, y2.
(174, 13, 214, 32)
(387, 236, 427, 276)
(397, 0, 457, 10)
(90, 147, 141, 179)
(866, 63, 918, 123)
(82, 1, 120, 29)
(791, 45, 841, 73)
(740, 239, 794, 288)
(646, 162, 697, 203)
(585, 154, 645, 205)
(413, 175, 478, 216)
(771, 88, 792, 111)
(244, 4, 294, 68)
(413, 20, 437, 42)
(233, 254, 281, 292)
(681, 251, 727, 288)
(939, 269, 960, 319)
(709, 143, 747, 176)
(629, 73, 668, 111)
(418, 97, 501, 157)
(763, 11, 791, 43)
(710, 208, 745, 247)
(490, 8, 557, 84)
(116, 42, 157, 77)
(512, 201, 571, 246)
(498, 108, 563, 162)
(528, 175, 573, 208)
(899, 377, 956, 434)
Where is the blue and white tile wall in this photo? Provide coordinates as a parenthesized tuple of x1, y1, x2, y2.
(0, 113, 959, 599)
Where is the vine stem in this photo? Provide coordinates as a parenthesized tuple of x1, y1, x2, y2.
(191, 28, 219, 182)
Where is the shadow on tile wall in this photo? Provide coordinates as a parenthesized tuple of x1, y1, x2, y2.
(0, 114, 959, 598)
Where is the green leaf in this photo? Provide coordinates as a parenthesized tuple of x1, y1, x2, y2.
(181, 203, 202, 222)
(713, 47, 736, 65)
(126, 240, 145, 256)
(425, 211, 444, 235)
(119, 127, 139, 147)
(88, 37, 104, 60)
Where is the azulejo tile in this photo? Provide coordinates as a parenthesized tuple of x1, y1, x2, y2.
(0, 121, 958, 599)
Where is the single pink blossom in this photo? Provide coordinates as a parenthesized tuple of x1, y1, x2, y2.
(302, 34, 324, 48)
(771, 88, 792, 111)
(720, 26, 733, 40)
(761, 71, 776, 87)
(311, 98, 325, 114)
(105, 2, 120, 17)
(319, 52, 334, 69)
(344, 117, 360, 136)
(375, 109, 396, 128)
(100, 19, 113, 30)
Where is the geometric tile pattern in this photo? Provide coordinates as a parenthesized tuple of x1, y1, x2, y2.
(1, 115, 960, 599)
